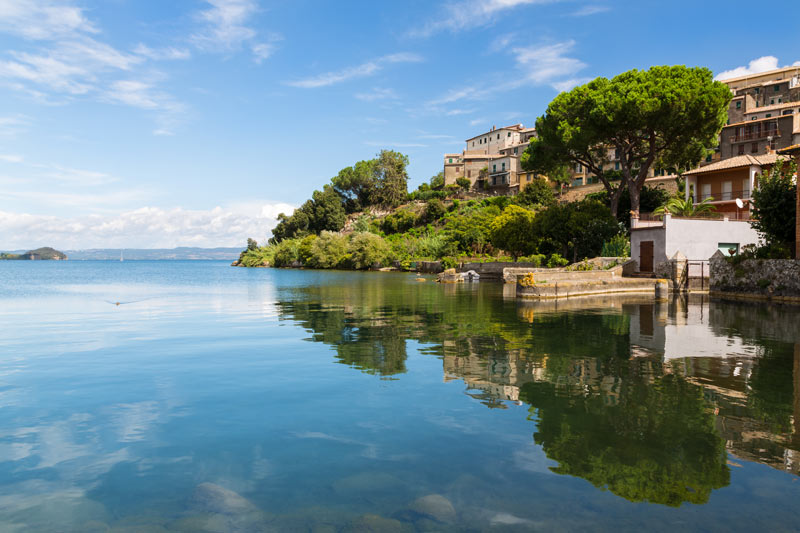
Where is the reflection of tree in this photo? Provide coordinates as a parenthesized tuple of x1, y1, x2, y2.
(521, 374, 729, 507)
(747, 340, 795, 434)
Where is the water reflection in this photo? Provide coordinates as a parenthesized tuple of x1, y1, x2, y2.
(277, 280, 800, 505)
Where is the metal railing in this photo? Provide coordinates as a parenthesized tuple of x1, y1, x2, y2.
(696, 189, 750, 202)
(732, 129, 780, 142)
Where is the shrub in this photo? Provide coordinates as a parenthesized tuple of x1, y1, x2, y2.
(601, 234, 631, 257)
(352, 214, 371, 233)
(380, 209, 417, 234)
(441, 256, 459, 269)
(518, 253, 546, 267)
(547, 253, 569, 268)
(238, 246, 275, 267)
(490, 205, 536, 260)
(272, 239, 301, 267)
(297, 234, 317, 265)
(423, 198, 447, 223)
(456, 177, 471, 190)
(307, 231, 349, 269)
(515, 178, 556, 208)
(348, 232, 390, 269)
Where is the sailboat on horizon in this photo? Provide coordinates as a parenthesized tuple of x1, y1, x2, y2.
(120, 250, 124, 262)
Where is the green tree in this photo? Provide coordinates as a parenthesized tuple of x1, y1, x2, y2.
(422, 198, 446, 223)
(331, 159, 378, 213)
(514, 177, 556, 208)
(246, 238, 259, 251)
(490, 205, 536, 260)
(371, 150, 410, 207)
(534, 200, 620, 262)
(524, 66, 731, 218)
(589, 184, 671, 229)
(750, 158, 797, 256)
(456, 177, 471, 191)
(348, 232, 391, 269)
(442, 205, 501, 255)
(430, 171, 445, 190)
(307, 231, 349, 269)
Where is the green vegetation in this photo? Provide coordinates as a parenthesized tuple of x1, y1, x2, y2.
(654, 196, 717, 218)
(750, 158, 797, 257)
(523, 65, 731, 217)
(0, 247, 67, 260)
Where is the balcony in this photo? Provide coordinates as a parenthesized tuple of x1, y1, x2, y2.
(731, 129, 780, 142)
(695, 189, 750, 202)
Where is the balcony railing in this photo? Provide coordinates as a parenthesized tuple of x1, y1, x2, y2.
(731, 129, 780, 142)
(696, 189, 750, 202)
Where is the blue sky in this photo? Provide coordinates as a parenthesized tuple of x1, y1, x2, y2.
(0, 0, 798, 249)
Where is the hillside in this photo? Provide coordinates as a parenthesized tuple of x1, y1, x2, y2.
(0, 247, 68, 260)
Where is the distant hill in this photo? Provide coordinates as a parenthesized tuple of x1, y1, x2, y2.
(64, 247, 242, 260)
(0, 247, 68, 260)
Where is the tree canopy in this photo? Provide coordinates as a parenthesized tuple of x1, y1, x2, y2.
(750, 158, 797, 257)
(523, 65, 731, 217)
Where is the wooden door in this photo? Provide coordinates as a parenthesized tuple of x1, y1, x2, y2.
(640, 241, 654, 273)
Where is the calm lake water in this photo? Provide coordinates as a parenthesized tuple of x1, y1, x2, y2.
(0, 260, 798, 532)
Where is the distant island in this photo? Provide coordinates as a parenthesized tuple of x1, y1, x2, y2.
(65, 247, 243, 260)
(0, 247, 68, 260)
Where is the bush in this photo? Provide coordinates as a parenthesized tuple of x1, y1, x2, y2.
(751, 158, 797, 254)
(348, 232, 390, 269)
(534, 199, 621, 262)
(297, 234, 317, 265)
(409, 189, 448, 202)
(423, 198, 447, 223)
(601, 234, 630, 257)
(456, 177, 471, 190)
(515, 178, 556, 208)
(380, 209, 417, 234)
(490, 205, 536, 260)
(352, 214, 371, 233)
(307, 231, 349, 268)
(518, 253, 546, 267)
(238, 246, 274, 267)
(547, 253, 569, 268)
(272, 239, 301, 267)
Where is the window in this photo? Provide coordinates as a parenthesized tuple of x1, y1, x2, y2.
(783, 109, 794, 115)
(736, 101, 741, 109)
(467, 170, 471, 178)
(472, 141, 475, 147)
(766, 113, 772, 118)
(751, 142, 758, 153)
(705, 154, 712, 162)
(514, 147, 518, 155)
(752, 116, 758, 120)
(702, 183, 711, 200)
(615, 162, 620, 170)
(575, 163, 582, 172)
(755, 87, 760, 94)
(718, 243, 739, 256)
(614, 148, 620, 159)
(448, 158, 453, 163)
(501, 162, 506, 171)
(493, 164, 496, 172)
(507, 132, 511, 137)
(770, 99, 775, 105)
(738, 144, 745, 155)
(527, 174, 532, 182)
(774, 84, 780, 92)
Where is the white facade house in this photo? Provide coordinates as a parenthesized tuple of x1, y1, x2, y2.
(630, 214, 762, 274)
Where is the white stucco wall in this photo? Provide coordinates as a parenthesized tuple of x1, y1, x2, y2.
(630, 216, 762, 272)
(630, 226, 667, 271)
(664, 217, 761, 261)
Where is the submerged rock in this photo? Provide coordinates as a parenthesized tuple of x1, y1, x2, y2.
(176, 483, 273, 532)
(341, 513, 414, 533)
(408, 494, 456, 523)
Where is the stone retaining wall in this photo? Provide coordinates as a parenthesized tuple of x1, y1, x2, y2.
(709, 250, 800, 299)
(516, 278, 665, 300)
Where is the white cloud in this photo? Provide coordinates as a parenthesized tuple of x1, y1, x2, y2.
(0, 0, 97, 40)
(354, 87, 399, 101)
(0, 154, 23, 163)
(469, 118, 486, 126)
(0, 2, 187, 133)
(715, 56, 799, 80)
(0, 115, 30, 136)
(192, 0, 281, 63)
(0, 204, 295, 249)
(410, 0, 555, 37)
(570, 5, 609, 16)
(286, 53, 423, 89)
(133, 44, 191, 61)
(512, 41, 586, 88)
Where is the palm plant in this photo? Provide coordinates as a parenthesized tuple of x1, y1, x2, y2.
(653, 197, 716, 218)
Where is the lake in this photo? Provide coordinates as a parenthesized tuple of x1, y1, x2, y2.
(0, 260, 798, 532)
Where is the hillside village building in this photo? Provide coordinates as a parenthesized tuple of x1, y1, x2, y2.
(684, 65, 800, 218)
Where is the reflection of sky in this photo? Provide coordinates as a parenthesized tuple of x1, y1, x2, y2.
(0, 262, 798, 531)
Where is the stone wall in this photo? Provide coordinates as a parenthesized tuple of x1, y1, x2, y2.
(710, 250, 800, 300)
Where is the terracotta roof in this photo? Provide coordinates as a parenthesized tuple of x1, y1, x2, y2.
(725, 114, 790, 128)
(777, 144, 800, 155)
(684, 153, 779, 175)
(743, 101, 800, 115)
(719, 66, 800, 85)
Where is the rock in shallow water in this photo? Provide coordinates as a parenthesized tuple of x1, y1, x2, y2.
(408, 494, 456, 523)
(175, 483, 273, 532)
